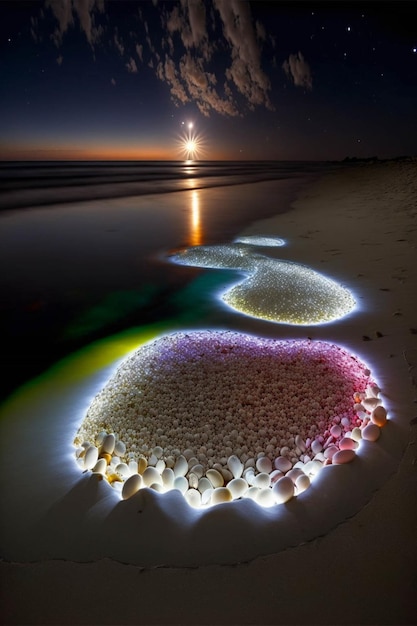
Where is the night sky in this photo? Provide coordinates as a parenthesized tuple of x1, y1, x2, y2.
(1, 0, 416, 161)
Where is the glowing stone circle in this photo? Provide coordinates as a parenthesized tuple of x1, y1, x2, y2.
(74, 331, 387, 508)
(170, 243, 355, 325)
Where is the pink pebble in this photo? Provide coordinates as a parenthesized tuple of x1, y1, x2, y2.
(362, 423, 381, 442)
(341, 417, 350, 428)
(324, 445, 338, 460)
(332, 449, 356, 464)
(270, 469, 284, 484)
(330, 425, 342, 438)
(286, 468, 304, 484)
(339, 437, 358, 451)
(274, 456, 292, 472)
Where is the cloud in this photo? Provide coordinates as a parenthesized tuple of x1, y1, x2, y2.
(136, 43, 143, 62)
(126, 57, 138, 73)
(46, 0, 103, 47)
(56, 55, 63, 65)
(38, 0, 274, 117)
(114, 29, 124, 56)
(111, 77, 116, 86)
(282, 51, 313, 90)
(213, 0, 273, 110)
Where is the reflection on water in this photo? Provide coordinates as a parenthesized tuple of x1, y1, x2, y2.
(189, 189, 202, 247)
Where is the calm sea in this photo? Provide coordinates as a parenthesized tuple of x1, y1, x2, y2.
(0, 160, 336, 399)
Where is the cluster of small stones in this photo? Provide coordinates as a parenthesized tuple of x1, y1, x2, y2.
(74, 331, 388, 508)
(170, 243, 355, 325)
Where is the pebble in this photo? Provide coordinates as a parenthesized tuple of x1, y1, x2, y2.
(142, 466, 162, 487)
(295, 474, 310, 493)
(371, 405, 387, 427)
(228, 478, 249, 499)
(211, 487, 233, 504)
(173, 476, 188, 494)
(256, 488, 276, 507)
(92, 458, 107, 475)
(227, 455, 244, 479)
(115, 463, 130, 479)
(206, 469, 224, 488)
(184, 489, 202, 508)
(362, 423, 381, 442)
(256, 456, 273, 473)
(197, 477, 212, 494)
(339, 437, 358, 451)
(254, 472, 271, 489)
(114, 440, 126, 457)
(330, 424, 342, 439)
(174, 455, 188, 477)
(101, 434, 115, 455)
(332, 449, 356, 464)
(122, 474, 143, 499)
(351, 427, 362, 443)
(274, 456, 292, 472)
(83, 445, 99, 470)
(162, 468, 175, 489)
(272, 476, 294, 504)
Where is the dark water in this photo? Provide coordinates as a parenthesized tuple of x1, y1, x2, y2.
(0, 160, 336, 400)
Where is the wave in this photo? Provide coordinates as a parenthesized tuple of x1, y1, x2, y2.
(0, 160, 335, 211)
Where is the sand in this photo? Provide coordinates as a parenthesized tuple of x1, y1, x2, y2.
(1, 160, 416, 625)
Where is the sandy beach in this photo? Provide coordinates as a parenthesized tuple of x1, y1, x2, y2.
(1, 160, 416, 625)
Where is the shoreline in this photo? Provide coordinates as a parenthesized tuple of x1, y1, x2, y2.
(1, 161, 416, 625)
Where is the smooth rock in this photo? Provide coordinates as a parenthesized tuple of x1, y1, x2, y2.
(142, 466, 163, 487)
(332, 449, 356, 464)
(184, 489, 202, 508)
(362, 423, 381, 442)
(272, 476, 294, 504)
(330, 424, 342, 438)
(201, 487, 213, 505)
(101, 434, 116, 455)
(295, 473, 310, 494)
(174, 476, 188, 494)
(137, 457, 147, 474)
(254, 472, 271, 489)
(323, 445, 338, 460)
(256, 456, 272, 474)
(256, 488, 275, 507)
(174, 455, 188, 477)
(211, 487, 233, 504)
(270, 469, 284, 484)
(371, 405, 387, 427)
(351, 427, 362, 443)
(227, 455, 244, 479)
(162, 468, 175, 489)
(363, 397, 380, 411)
(189, 463, 204, 479)
(114, 440, 126, 457)
(115, 462, 130, 479)
(339, 437, 358, 451)
(122, 474, 143, 499)
(206, 468, 224, 488)
(197, 477, 212, 494)
(274, 456, 292, 472)
(311, 440, 323, 455)
(286, 468, 304, 484)
(188, 472, 199, 490)
(92, 458, 107, 475)
(84, 445, 99, 470)
(228, 478, 248, 499)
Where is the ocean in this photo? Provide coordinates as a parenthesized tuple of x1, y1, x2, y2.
(0, 160, 336, 400)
